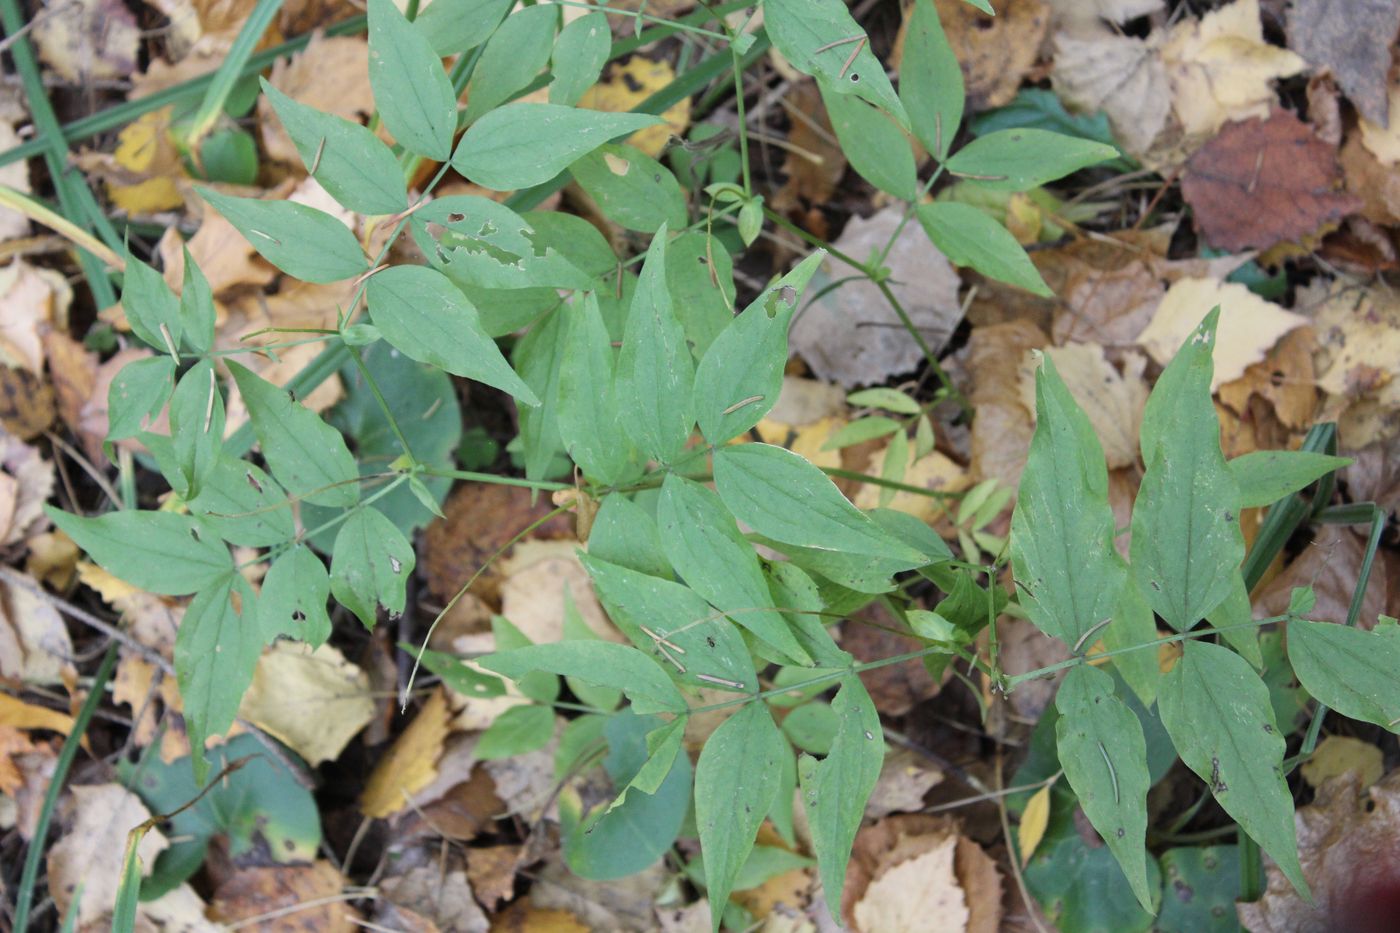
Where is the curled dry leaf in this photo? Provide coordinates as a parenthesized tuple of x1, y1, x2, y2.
(239, 641, 375, 767)
(0, 259, 70, 374)
(865, 746, 945, 820)
(1137, 277, 1308, 390)
(0, 425, 55, 546)
(933, 0, 1051, 112)
(0, 572, 72, 685)
(1286, 0, 1400, 129)
(1181, 109, 1359, 252)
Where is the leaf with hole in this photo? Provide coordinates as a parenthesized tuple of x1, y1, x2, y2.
(413, 195, 592, 290)
(329, 507, 415, 629)
(570, 144, 688, 233)
(764, 0, 906, 125)
(258, 545, 332, 647)
(187, 456, 293, 548)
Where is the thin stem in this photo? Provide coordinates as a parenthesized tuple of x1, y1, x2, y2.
(422, 466, 571, 492)
(348, 349, 418, 465)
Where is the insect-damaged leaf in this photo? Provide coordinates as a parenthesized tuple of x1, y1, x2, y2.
(329, 507, 415, 629)
(259, 546, 332, 647)
(764, 0, 907, 126)
(413, 195, 592, 290)
(187, 456, 294, 548)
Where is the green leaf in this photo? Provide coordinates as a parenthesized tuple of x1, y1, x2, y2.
(1228, 450, 1353, 509)
(414, 195, 592, 290)
(616, 228, 694, 464)
(197, 188, 366, 283)
(916, 201, 1050, 295)
(476, 704, 556, 759)
(260, 79, 408, 216)
(492, 616, 560, 704)
(666, 232, 735, 358)
(365, 264, 539, 405)
(820, 416, 901, 450)
(764, 0, 907, 125)
(329, 507, 414, 629)
(580, 554, 759, 694)
(480, 641, 689, 715)
(899, 0, 963, 160)
(1010, 352, 1128, 648)
(846, 387, 921, 415)
(198, 128, 259, 186)
(587, 494, 671, 579)
(167, 360, 225, 499)
(106, 356, 174, 441)
(452, 103, 663, 191)
(945, 128, 1118, 191)
(1103, 580, 1160, 707)
(713, 443, 925, 565)
(402, 643, 506, 698)
(1159, 641, 1309, 899)
(514, 304, 569, 482)
(659, 474, 811, 666)
(695, 702, 786, 928)
(798, 675, 884, 921)
(1288, 619, 1400, 734)
(694, 251, 824, 443)
(227, 361, 360, 508)
(1156, 846, 1242, 933)
(175, 573, 261, 783)
(555, 292, 638, 484)
(571, 144, 688, 233)
(765, 562, 854, 668)
(782, 701, 839, 755)
(463, 4, 558, 124)
(550, 12, 611, 106)
(1205, 571, 1263, 668)
(187, 456, 294, 548)
(411, 0, 512, 57)
(1130, 309, 1243, 632)
(258, 546, 332, 646)
(178, 247, 216, 353)
(1054, 665, 1153, 911)
(45, 507, 230, 596)
(608, 717, 685, 811)
(367, 0, 457, 160)
(818, 79, 916, 200)
(120, 254, 180, 353)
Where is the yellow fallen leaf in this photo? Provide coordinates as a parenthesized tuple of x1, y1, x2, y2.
(361, 688, 452, 818)
(577, 58, 691, 157)
(109, 110, 184, 213)
(0, 692, 74, 736)
(853, 833, 969, 931)
(1301, 736, 1384, 788)
(1019, 782, 1054, 866)
(1137, 277, 1307, 391)
(1359, 85, 1400, 167)
(239, 642, 375, 767)
(854, 440, 968, 524)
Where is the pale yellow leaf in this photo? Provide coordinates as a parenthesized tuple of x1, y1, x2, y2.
(361, 688, 452, 818)
(1019, 783, 1053, 866)
(239, 642, 375, 767)
(1301, 736, 1384, 788)
(852, 833, 969, 932)
(1359, 86, 1400, 167)
(0, 693, 73, 736)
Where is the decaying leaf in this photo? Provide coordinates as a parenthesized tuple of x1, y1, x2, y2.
(1218, 326, 1319, 430)
(47, 784, 168, 929)
(865, 746, 944, 820)
(31, 0, 139, 83)
(1047, 0, 1163, 35)
(1303, 278, 1400, 447)
(1302, 736, 1385, 789)
(0, 573, 72, 685)
(771, 83, 847, 215)
(381, 864, 491, 933)
(1181, 109, 1359, 252)
(362, 688, 453, 818)
(968, 318, 1046, 488)
(933, 0, 1051, 112)
(499, 540, 619, 644)
(0, 259, 71, 373)
(1287, 0, 1400, 128)
(239, 642, 375, 767)
(74, 107, 187, 214)
(211, 861, 359, 930)
(1254, 526, 1396, 631)
(1052, 31, 1172, 157)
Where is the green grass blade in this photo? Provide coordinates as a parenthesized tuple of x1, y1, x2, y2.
(183, 0, 285, 159)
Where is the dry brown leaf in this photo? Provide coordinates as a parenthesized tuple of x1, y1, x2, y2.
(0, 725, 37, 796)
(1253, 526, 1395, 629)
(76, 560, 184, 655)
(1181, 109, 1359, 252)
(41, 329, 97, 442)
(1287, 0, 1400, 128)
(0, 366, 54, 441)
(499, 540, 618, 644)
(1238, 770, 1400, 932)
(1051, 31, 1172, 157)
(852, 440, 967, 523)
(854, 835, 968, 930)
(997, 615, 1072, 720)
(112, 651, 164, 749)
(490, 897, 591, 933)
(157, 213, 274, 298)
(771, 83, 846, 213)
(75, 108, 187, 215)
(865, 746, 944, 820)
(578, 57, 691, 157)
(0, 259, 70, 372)
(362, 688, 452, 818)
(1359, 86, 1400, 166)
(968, 318, 1047, 488)
(1019, 344, 1148, 469)
(1217, 326, 1319, 429)
(1302, 279, 1400, 447)
(381, 864, 490, 933)
(1340, 132, 1400, 226)
(790, 207, 962, 388)
(47, 784, 168, 929)
(1137, 277, 1308, 390)
(239, 642, 374, 766)
(1343, 435, 1400, 520)
(1161, 0, 1306, 137)
(755, 376, 849, 472)
(32, 0, 139, 83)
(934, 0, 1051, 112)
(1302, 736, 1385, 788)
(465, 844, 523, 910)
(0, 574, 72, 685)
(210, 861, 358, 931)
(0, 429, 54, 548)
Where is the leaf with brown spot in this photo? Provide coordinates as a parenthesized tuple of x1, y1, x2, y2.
(211, 861, 359, 931)
(1181, 108, 1360, 251)
(0, 367, 54, 441)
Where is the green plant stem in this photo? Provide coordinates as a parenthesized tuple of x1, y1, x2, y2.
(554, 0, 732, 40)
(348, 349, 418, 465)
(423, 466, 570, 492)
(13, 643, 119, 931)
(820, 466, 961, 499)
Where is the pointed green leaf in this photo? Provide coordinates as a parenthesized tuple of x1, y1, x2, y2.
(1130, 309, 1243, 632)
(260, 79, 408, 216)
(178, 247, 216, 353)
(694, 251, 824, 443)
(175, 573, 261, 783)
(580, 553, 758, 694)
(713, 443, 925, 566)
(1011, 352, 1128, 647)
(45, 507, 230, 595)
(476, 703, 556, 759)
(659, 474, 811, 666)
(916, 201, 1050, 296)
(1206, 571, 1263, 668)
(1228, 450, 1353, 509)
(550, 11, 611, 106)
(608, 717, 685, 811)
(798, 675, 884, 921)
(167, 360, 225, 499)
(1054, 665, 1153, 911)
(695, 702, 786, 928)
(617, 227, 694, 464)
(514, 304, 568, 482)
(228, 361, 359, 508)
(411, 0, 511, 56)
(586, 494, 671, 580)
(818, 78, 917, 200)
(556, 292, 636, 484)
(106, 356, 174, 441)
(120, 253, 180, 353)
(187, 456, 294, 548)
(1103, 580, 1160, 707)
(329, 507, 415, 629)
(1159, 641, 1309, 898)
(945, 128, 1118, 191)
(463, 4, 558, 124)
(366, 264, 539, 405)
(846, 387, 922, 415)
(367, 0, 457, 159)
(480, 642, 689, 715)
(1288, 619, 1400, 734)
(197, 188, 366, 283)
(258, 546, 332, 646)
(666, 232, 735, 359)
(570, 143, 688, 233)
(899, 0, 963, 160)
(451, 103, 663, 190)
(764, 0, 907, 125)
